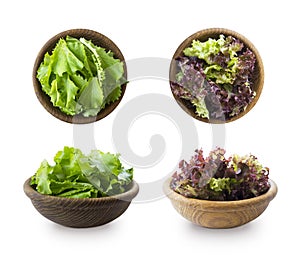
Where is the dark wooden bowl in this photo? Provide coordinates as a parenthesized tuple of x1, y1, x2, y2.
(169, 28, 264, 123)
(33, 28, 127, 124)
(163, 178, 277, 229)
(24, 178, 139, 228)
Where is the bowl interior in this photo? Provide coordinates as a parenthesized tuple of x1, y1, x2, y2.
(33, 28, 127, 124)
(169, 28, 264, 124)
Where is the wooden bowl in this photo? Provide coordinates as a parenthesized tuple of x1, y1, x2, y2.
(169, 28, 264, 123)
(33, 28, 127, 124)
(163, 178, 277, 229)
(24, 178, 139, 228)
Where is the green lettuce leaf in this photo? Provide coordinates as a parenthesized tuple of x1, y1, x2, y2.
(58, 189, 97, 198)
(51, 38, 84, 77)
(183, 35, 243, 85)
(50, 180, 98, 198)
(49, 74, 79, 115)
(79, 38, 125, 106)
(184, 36, 226, 64)
(79, 150, 133, 196)
(31, 160, 53, 195)
(37, 52, 53, 94)
(66, 36, 94, 78)
(191, 98, 209, 119)
(52, 146, 83, 180)
(209, 177, 231, 192)
(77, 77, 104, 117)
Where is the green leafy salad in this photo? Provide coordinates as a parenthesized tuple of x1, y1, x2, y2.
(31, 146, 133, 198)
(37, 36, 125, 117)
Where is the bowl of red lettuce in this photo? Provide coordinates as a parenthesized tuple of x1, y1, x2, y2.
(33, 29, 127, 124)
(163, 148, 277, 228)
(169, 28, 264, 123)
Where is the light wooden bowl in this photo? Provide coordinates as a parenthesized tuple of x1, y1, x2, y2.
(33, 28, 127, 124)
(24, 178, 139, 228)
(169, 28, 264, 123)
(163, 178, 277, 229)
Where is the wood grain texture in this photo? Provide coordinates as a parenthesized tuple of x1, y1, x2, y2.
(32, 28, 127, 124)
(163, 178, 277, 229)
(24, 178, 139, 228)
(169, 28, 264, 124)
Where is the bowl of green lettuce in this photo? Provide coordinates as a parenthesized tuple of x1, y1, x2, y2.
(24, 146, 139, 228)
(169, 28, 264, 123)
(33, 29, 127, 124)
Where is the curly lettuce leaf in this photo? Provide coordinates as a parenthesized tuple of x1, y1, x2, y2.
(52, 146, 83, 180)
(172, 57, 209, 118)
(49, 74, 79, 115)
(31, 160, 53, 195)
(78, 37, 105, 86)
(79, 38, 125, 106)
(191, 98, 209, 118)
(51, 38, 84, 77)
(183, 35, 244, 85)
(209, 177, 231, 192)
(37, 53, 53, 94)
(66, 36, 94, 78)
(183, 36, 227, 64)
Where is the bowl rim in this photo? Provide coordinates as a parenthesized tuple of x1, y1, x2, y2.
(33, 28, 127, 124)
(24, 177, 139, 204)
(163, 177, 277, 212)
(169, 27, 264, 124)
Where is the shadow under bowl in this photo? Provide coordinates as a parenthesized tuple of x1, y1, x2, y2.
(24, 178, 139, 228)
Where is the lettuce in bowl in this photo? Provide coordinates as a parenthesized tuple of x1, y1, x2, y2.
(31, 146, 133, 198)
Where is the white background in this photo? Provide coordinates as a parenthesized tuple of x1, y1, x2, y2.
(1, 0, 299, 257)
